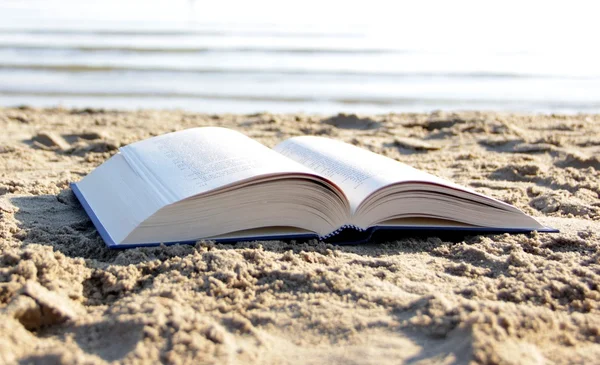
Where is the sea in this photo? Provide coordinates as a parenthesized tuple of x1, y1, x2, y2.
(1, 0, 599, 114)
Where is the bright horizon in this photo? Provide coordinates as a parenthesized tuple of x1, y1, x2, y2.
(1, 0, 599, 53)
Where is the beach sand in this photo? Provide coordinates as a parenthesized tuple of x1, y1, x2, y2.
(1, 107, 599, 364)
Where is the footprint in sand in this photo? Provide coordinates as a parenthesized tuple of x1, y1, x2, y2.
(28, 131, 119, 154)
(322, 113, 381, 130)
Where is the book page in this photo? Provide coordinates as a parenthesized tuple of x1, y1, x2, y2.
(120, 127, 320, 203)
(274, 136, 455, 212)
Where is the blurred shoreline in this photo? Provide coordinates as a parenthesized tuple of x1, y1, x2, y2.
(1, 1, 599, 114)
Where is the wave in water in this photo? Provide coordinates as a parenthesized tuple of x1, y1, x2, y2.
(0, 63, 585, 80)
(2, 89, 599, 110)
(0, 44, 402, 55)
(0, 28, 363, 38)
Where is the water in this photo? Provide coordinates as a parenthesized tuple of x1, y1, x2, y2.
(1, 0, 599, 114)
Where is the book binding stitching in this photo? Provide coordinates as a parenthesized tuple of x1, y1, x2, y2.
(319, 224, 365, 240)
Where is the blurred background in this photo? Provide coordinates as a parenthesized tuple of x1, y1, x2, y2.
(0, 0, 598, 114)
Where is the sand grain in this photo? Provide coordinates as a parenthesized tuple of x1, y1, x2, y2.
(1, 108, 600, 364)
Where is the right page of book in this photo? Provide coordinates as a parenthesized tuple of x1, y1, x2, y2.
(273, 136, 477, 213)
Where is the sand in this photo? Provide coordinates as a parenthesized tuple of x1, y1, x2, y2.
(1, 107, 599, 364)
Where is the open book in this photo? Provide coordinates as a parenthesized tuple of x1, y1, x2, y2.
(72, 127, 556, 248)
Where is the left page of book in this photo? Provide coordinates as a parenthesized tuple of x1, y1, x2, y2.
(119, 127, 320, 204)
